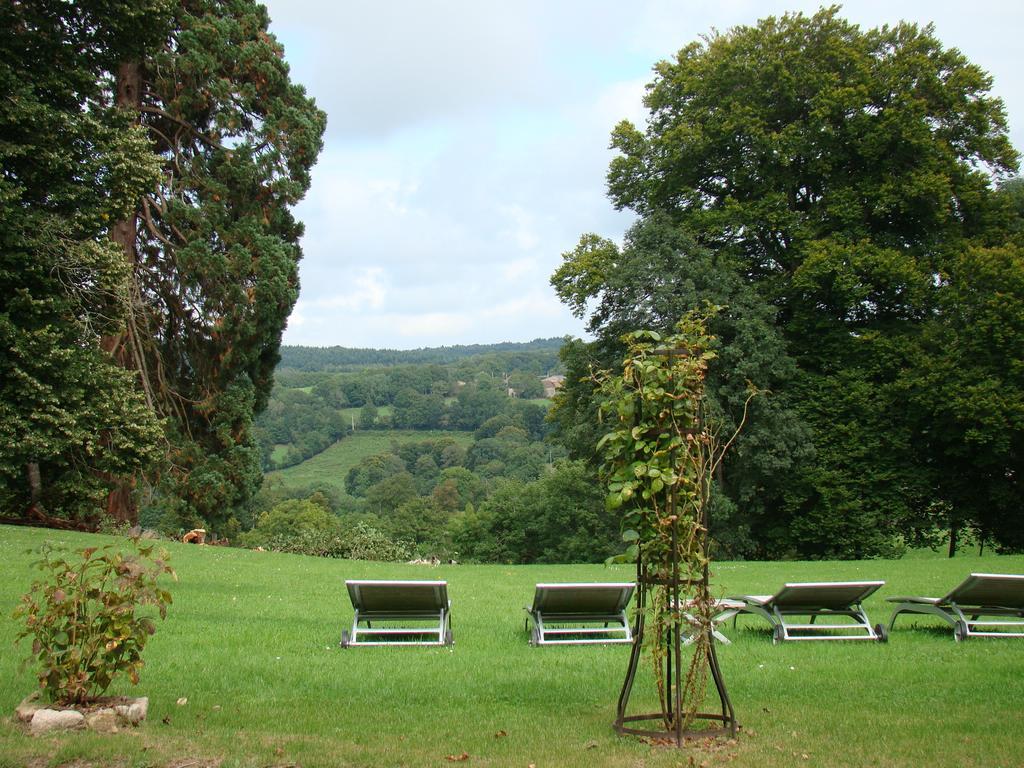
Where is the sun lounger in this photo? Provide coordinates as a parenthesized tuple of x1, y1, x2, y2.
(525, 583, 635, 645)
(680, 598, 747, 645)
(730, 581, 886, 643)
(341, 580, 452, 647)
(886, 573, 1024, 641)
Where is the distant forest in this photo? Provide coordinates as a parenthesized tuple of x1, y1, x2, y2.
(257, 340, 565, 472)
(279, 338, 567, 371)
(243, 339, 619, 565)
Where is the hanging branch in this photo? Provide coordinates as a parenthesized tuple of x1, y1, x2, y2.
(139, 105, 228, 150)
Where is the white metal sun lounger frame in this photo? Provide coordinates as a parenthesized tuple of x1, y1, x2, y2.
(886, 573, 1024, 641)
(731, 581, 886, 643)
(680, 598, 747, 646)
(525, 583, 635, 646)
(341, 580, 452, 647)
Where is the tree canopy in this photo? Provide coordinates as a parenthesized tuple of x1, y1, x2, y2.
(553, 7, 1023, 557)
(109, 0, 326, 532)
(0, 0, 170, 526)
(1, 0, 325, 533)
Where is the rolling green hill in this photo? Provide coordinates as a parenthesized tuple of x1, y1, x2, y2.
(266, 429, 474, 496)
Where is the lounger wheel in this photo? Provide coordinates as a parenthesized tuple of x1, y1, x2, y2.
(340, 630, 350, 649)
(954, 620, 969, 643)
(874, 623, 888, 643)
(771, 624, 784, 645)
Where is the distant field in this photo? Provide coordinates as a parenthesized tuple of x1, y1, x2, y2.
(338, 405, 394, 425)
(266, 429, 473, 494)
(1, 525, 1022, 767)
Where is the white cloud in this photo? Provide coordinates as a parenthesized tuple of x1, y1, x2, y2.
(294, 267, 386, 315)
(393, 312, 472, 339)
(497, 204, 541, 252)
(500, 258, 539, 281)
(481, 290, 567, 321)
(263, 0, 553, 140)
(270, 0, 1023, 350)
(593, 78, 649, 132)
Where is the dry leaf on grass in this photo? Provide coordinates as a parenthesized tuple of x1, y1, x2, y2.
(445, 752, 470, 762)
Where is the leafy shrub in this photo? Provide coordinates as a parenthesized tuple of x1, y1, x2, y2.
(251, 529, 350, 558)
(239, 498, 340, 549)
(12, 540, 175, 705)
(343, 522, 413, 562)
(249, 523, 412, 562)
(240, 498, 412, 561)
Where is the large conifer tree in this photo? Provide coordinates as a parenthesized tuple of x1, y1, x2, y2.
(108, 0, 327, 531)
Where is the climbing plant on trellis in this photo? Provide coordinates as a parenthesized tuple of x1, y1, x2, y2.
(595, 308, 754, 742)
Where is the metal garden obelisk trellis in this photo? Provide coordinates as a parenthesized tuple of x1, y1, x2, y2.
(612, 495, 737, 743)
(595, 313, 744, 746)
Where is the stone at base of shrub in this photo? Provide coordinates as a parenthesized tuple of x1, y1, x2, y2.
(18, 693, 149, 735)
(30, 709, 85, 735)
(113, 697, 149, 724)
(16, 691, 43, 723)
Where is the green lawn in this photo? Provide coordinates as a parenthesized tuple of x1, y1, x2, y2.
(266, 429, 473, 496)
(1, 525, 1022, 767)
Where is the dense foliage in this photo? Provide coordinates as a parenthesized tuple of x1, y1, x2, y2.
(212, 338, 613, 562)
(0, 1, 169, 526)
(256, 346, 559, 471)
(13, 540, 175, 705)
(325, 430, 581, 561)
(553, 8, 1023, 558)
(111, 0, 326, 532)
(552, 216, 810, 557)
(239, 498, 413, 561)
(1, 1, 325, 533)
(250, 418, 621, 564)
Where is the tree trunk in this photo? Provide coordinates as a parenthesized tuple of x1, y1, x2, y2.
(106, 481, 137, 524)
(947, 525, 958, 558)
(102, 60, 145, 526)
(26, 461, 42, 514)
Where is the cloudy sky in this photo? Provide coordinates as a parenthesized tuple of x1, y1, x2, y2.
(261, 0, 1024, 350)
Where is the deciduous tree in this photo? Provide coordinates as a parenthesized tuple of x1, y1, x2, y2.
(555, 7, 1020, 555)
